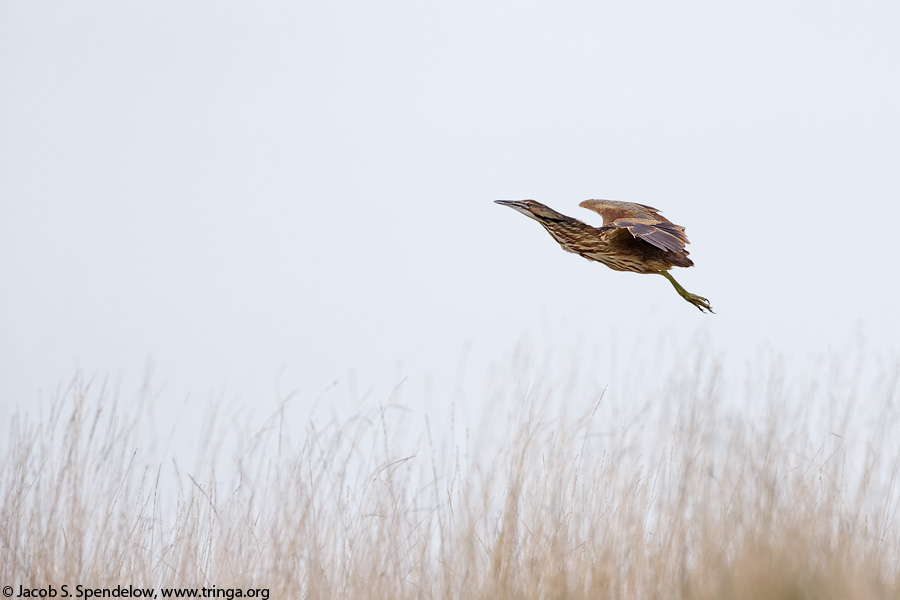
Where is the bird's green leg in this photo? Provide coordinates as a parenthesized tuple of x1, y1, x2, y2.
(660, 271, 714, 313)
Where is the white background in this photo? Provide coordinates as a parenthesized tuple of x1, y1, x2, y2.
(2, 1, 898, 433)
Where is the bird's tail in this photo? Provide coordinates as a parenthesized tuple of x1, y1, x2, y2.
(669, 252, 694, 268)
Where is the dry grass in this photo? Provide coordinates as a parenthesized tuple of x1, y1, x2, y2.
(2, 350, 899, 599)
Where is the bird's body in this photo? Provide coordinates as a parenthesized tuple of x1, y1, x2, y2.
(495, 199, 713, 312)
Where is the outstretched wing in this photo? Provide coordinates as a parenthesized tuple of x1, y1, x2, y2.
(579, 199, 670, 225)
(580, 200, 688, 253)
(609, 219, 688, 253)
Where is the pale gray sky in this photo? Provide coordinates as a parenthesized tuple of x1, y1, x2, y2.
(2, 1, 899, 425)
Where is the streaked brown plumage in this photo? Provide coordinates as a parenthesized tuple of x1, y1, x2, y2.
(495, 199, 713, 313)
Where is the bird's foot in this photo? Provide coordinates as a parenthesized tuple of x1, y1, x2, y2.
(683, 292, 714, 314)
(659, 271, 714, 314)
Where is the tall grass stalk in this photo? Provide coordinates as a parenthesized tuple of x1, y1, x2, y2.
(2, 353, 899, 599)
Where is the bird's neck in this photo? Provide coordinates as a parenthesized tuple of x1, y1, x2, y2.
(540, 218, 605, 253)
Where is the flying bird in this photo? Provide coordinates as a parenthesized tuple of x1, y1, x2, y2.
(494, 199, 713, 313)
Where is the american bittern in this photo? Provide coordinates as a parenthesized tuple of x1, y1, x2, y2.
(495, 199, 713, 313)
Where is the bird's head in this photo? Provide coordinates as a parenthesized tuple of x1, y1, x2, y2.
(493, 199, 567, 223)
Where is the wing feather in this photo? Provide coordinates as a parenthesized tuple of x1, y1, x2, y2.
(579, 200, 690, 253)
(612, 218, 688, 253)
(579, 199, 671, 225)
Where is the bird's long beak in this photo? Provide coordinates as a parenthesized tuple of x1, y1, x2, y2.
(494, 200, 533, 217)
(494, 199, 539, 221)
(494, 200, 535, 219)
